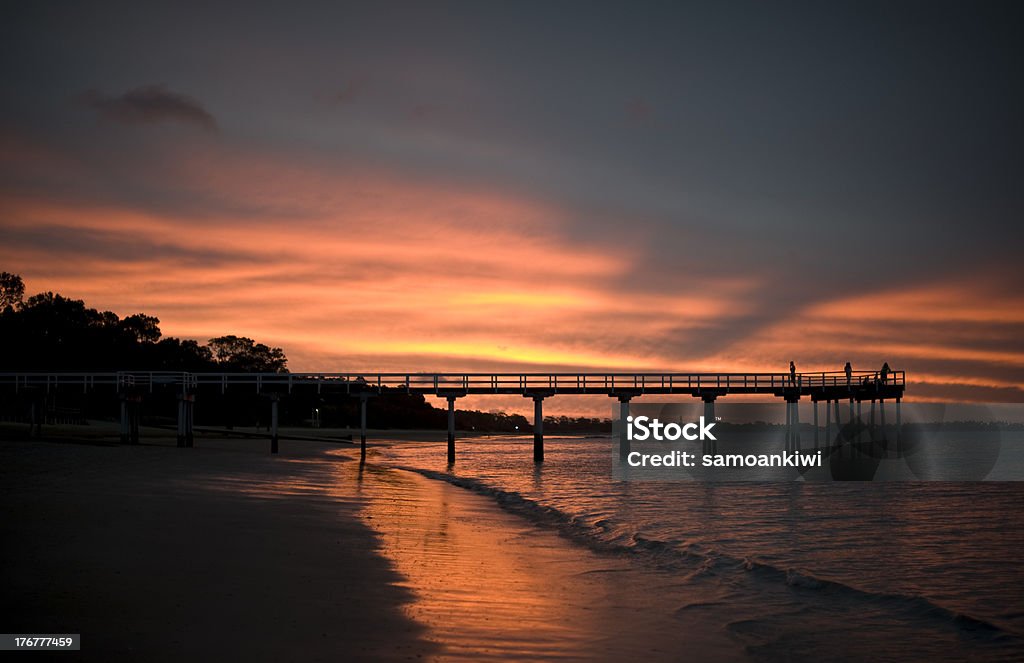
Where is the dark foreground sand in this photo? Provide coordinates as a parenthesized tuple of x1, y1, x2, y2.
(1, 434, 436, 662)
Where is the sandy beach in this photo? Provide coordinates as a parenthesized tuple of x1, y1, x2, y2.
(1, 430, 435, 661)
(1, 425, 739, 661)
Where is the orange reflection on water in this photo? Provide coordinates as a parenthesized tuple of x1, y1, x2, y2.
(354, 462, 612, 659)
(345, 451, 735, 661)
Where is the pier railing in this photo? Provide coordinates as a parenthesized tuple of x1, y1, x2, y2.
(0, 370, 905, 396)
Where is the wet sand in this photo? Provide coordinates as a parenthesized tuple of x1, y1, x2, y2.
(351, 460, 739, 661)
(2, 427, 741, 661)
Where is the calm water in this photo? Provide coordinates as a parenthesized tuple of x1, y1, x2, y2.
(375, 435, 1024, 661)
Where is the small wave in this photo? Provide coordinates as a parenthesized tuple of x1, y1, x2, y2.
(675, 599, 728, 614)
(394, 464, 1014, 641)
(737, 559, 1009, 638)
(785, 569, 826, 589)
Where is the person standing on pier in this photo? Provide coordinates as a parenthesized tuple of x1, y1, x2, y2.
(845, 362, 852, 386)
(790, 361, 797, 386)
(881, 362, 890, 384)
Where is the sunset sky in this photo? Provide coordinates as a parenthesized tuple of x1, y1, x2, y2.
(1, 2, 1022, 412)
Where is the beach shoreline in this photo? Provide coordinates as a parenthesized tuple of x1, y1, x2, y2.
(2, 428, 741, 661)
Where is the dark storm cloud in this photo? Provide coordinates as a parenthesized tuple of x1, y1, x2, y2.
(79, 86, 217, 131)
(824, 320, 1024, 357)
(1, 224, 246, 267)
(909, 382, 1024, 404)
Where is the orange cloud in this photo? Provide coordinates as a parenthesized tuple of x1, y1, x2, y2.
(3, 139, 1022, 411)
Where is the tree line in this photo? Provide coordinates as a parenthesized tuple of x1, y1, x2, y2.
(1, 272, 286, 372)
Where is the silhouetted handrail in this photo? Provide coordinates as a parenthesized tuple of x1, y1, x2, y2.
(0, 370, 906, 396)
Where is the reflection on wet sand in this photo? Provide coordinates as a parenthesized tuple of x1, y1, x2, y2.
(346, 452, 738, 661)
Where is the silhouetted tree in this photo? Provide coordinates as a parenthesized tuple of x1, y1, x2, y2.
(152, 338, 214, 370)
(0, 272, 24, 312)
(208, 335, 288, 373)
(120, 314, 162, 344)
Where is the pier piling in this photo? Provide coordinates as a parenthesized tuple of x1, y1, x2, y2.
(813, 399, 819, 449)
(533, 396, 544, 463)
(447, 396, 456, 464)
(702, 395, 718, 454)
(617, 396, 632, 460)
(177, 393, 194, 448)
(359, 394, 368, 461)
(895, 397, 902, 455)
(791, 398, 801, 453)
(120, 394, 140, 444)
(270, 395, 279, 454)
(29, 398, 40, 439)
(785, 401, 790, 452)
(825, 400, 833, 447)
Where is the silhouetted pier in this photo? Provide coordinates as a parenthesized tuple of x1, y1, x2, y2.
(1, 370, 905, 462)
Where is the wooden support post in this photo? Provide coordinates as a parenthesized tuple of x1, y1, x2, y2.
(618, 397, 631, 460)
(447, 396, 456, 465)
(896, 397, 902, 455)
(813, 400, 819, 449)
(120, 397, 129, 444)
(879, 399, 886, 454)
(270, 395, 279, 454)
(792, 399, 801, 453)
(177, 398, 186, 447)
(825, 400, 832, 447)
(784, 400, 791, 453)
(29, 399, 41, 439)
(703, 396, 717, 454)
(533, 396, 545, 463)
(360, 394, 368, 461)
(834, 399, 844, 458)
